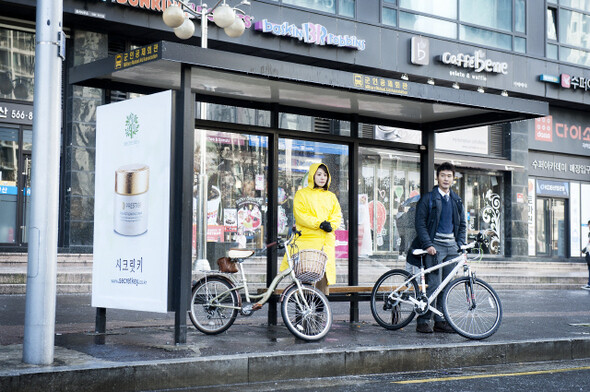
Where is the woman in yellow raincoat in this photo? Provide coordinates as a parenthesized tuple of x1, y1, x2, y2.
(280, 163, 342, 294)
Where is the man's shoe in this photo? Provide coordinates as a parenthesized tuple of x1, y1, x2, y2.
(581, 285, 590, 291)
(434, 321, 455, 333)
(416, 323, 433, 333)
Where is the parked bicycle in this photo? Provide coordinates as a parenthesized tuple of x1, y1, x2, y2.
(370, 233, 502, 340)
(189, 229, 333, 341)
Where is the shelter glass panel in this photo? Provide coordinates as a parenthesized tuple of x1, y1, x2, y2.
(193, 130, 268, 281)
(277, 139, 349, 285)
(358, 147, 420, 285)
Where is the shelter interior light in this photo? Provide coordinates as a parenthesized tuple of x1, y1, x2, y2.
(401, 74, 409, 81)
(452, 82, 460, 89)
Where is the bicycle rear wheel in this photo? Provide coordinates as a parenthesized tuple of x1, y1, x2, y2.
(442, 277, 502, 340)
(281, 285, 332, 341)
(189, 276, 239, 335)
(370, 269, 418, 330)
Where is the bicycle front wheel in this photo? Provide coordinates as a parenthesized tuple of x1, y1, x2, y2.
(281, 285, 332, 341)
(189, 276, 239, 335)
(442, 277, 502, 340)
(370, 269, 418, 330)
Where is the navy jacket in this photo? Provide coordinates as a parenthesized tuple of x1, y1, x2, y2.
(406, 186, 467, 267)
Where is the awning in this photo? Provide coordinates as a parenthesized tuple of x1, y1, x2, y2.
(69, 41, 549, 131)
(435, 152, 525, 172)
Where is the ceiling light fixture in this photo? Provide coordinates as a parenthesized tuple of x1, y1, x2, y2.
(452, 82, 460, 89)
(501, 90, 509, 97)
(427, 78, 435, 85)
(401, 74, 409, 81)
(477, 86, 485, 93)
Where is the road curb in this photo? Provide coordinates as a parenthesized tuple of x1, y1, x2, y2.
(2, 337, 590, 391)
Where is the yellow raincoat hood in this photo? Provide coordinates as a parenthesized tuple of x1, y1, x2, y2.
(306, 163, 332, 190)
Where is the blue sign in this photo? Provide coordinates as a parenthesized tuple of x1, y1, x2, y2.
(0, 186, 18, 195)
(539, 74, 559, 84)
(536, 179, 569, 197)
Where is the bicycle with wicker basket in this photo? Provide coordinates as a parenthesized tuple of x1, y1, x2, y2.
(189, 228, 332, 341)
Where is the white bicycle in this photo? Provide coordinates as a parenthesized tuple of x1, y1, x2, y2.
(370, 233, 502, 340)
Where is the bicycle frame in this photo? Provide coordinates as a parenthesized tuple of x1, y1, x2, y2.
(199, 231, 310, 311)
(392, 252, 469, 318)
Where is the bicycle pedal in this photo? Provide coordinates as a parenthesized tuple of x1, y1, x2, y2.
(252, 303, 263, 311)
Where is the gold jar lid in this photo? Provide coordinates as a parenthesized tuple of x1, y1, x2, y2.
(115, 164, 149, 195)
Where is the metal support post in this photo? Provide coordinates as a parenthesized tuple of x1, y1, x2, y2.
(23, 0, 64, 365)
(170, 64, 195, 344)
(420, 129, 435, 194)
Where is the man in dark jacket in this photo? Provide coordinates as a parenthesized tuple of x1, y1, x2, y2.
(406, 162, 467, 333)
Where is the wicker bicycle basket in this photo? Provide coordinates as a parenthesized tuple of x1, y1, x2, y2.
(293, 249, 328, 283)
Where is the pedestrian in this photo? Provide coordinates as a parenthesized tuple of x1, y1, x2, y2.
(406, 162, 467, 333)
(280, 163, 342, 295)
(582, 220, 590, 291)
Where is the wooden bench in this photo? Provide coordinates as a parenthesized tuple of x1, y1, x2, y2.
(257, 285, 417, 302)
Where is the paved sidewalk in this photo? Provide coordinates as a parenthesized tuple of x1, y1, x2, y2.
(1, 289, 590, 391)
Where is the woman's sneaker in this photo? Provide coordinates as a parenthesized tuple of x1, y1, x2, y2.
(581, 285, 590, 291)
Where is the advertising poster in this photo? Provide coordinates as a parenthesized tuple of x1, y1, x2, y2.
(527, 178, 535, 256)
(92, 91, 172, 313)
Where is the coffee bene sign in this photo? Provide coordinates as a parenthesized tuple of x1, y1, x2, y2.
(438, 50, 508, 75)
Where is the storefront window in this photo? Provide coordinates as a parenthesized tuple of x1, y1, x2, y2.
(278, 139, 349, 283)
(0, 27, 35, 102)
(194, 130, 268, 268)
(0, 127, 18, 243)
(461, 172, 503, 255)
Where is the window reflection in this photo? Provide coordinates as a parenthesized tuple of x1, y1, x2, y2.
(400, 11, 457, 39)
(339, 0, 355, 17)
(559, 9, 590, 49)
(547, 8, 558, 40)
(514, 37, 526, 53)
(460, 0, 512, 32)
(515, 0, 526, 33)
(382, 8, 397, 26)
(399, 0, 456, 19)
(560, 46, 590, 65)
(561, 0, 590, 12)
(284, 0, 354, 15)
(547, 43, 559, 59)
(0, 127, 19, 243)
(0, 28, 35, 102)
(460, 25, 512, 50)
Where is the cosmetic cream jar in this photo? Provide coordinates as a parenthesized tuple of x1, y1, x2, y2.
(114, 164, 149, 236)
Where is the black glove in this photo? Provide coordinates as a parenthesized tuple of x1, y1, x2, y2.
(319, 221, 332, 233)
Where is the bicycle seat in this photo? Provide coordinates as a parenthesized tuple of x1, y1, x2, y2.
(228, 249, 255, 259)
(412, 249, 428, 256)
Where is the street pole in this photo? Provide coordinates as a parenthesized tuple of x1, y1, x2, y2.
(196, 5, 209, 268)
(22, 0, 64, 365)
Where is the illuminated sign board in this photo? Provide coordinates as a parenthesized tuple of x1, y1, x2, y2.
(438, 50, 508, 74)
(254, 19, 366, 51)
(353, 74, 408, 95)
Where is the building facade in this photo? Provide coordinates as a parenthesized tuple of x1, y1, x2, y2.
(0, 1, 588, 282)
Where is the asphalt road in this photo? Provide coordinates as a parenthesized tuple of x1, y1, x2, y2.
(181, 359, 590, 392)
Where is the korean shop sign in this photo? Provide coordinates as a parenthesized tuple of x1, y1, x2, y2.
(114, 42, 161, 71)
(438, 50, 508, 74)
(0, 101, 33, 126)
(353, 74, 409, 95)
(254, 19, 366, 51)
(530, 109, 590, 156)
(539, 73, 590, 91)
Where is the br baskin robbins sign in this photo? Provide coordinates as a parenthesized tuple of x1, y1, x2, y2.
(254, 19, 366, 51)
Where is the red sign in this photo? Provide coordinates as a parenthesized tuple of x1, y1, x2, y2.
(561, 73, 571, 88)
(534, 116, 553, 142)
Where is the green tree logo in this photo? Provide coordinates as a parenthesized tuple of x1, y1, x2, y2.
(125, 113, 140, 139)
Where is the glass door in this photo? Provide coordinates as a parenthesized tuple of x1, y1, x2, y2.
(536, 197, 567, 257)
(0, 126, 19, 244)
